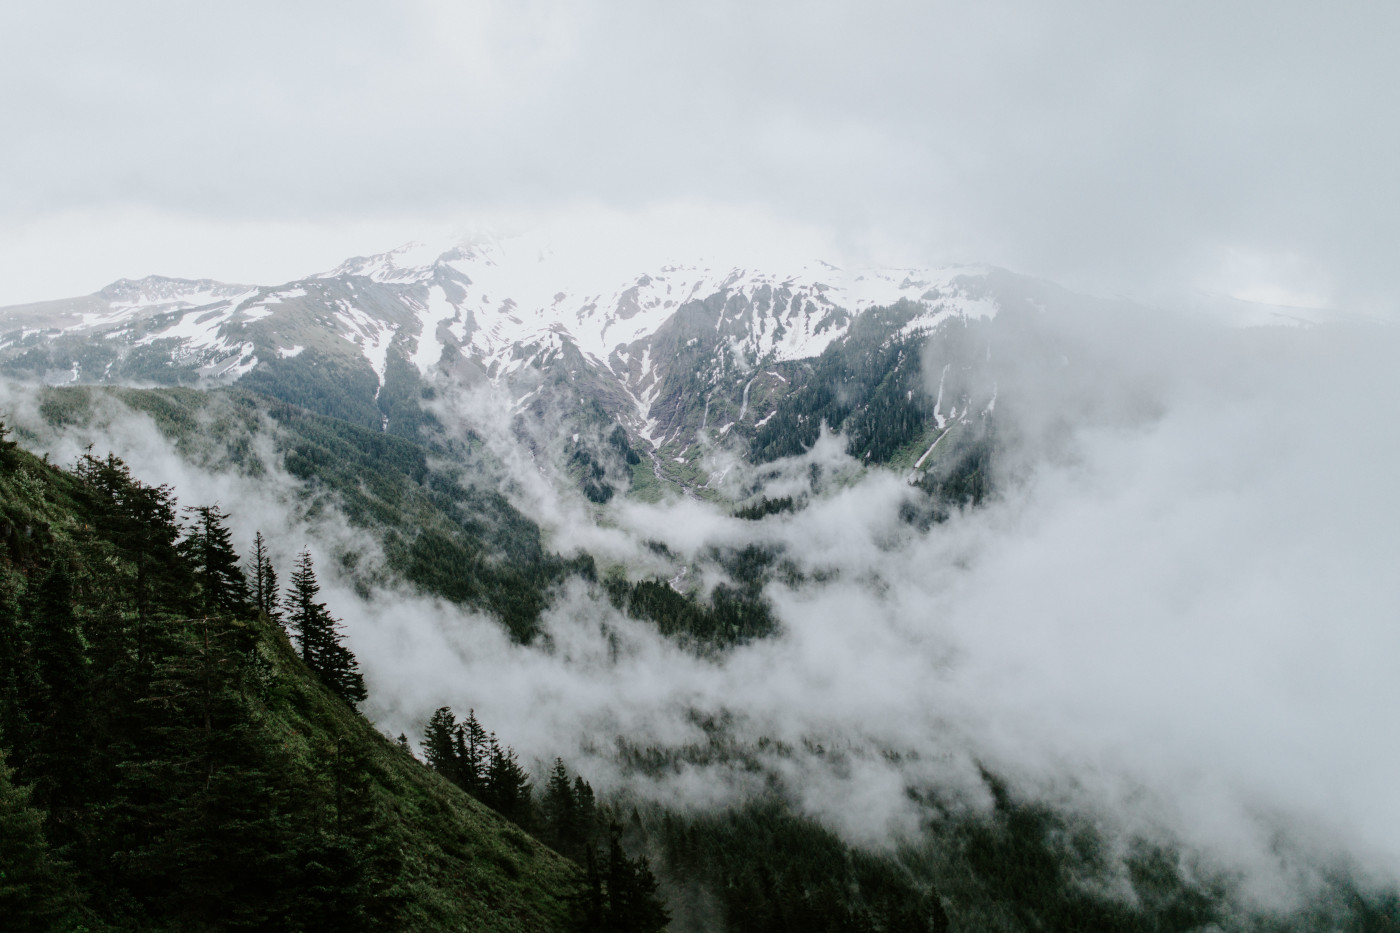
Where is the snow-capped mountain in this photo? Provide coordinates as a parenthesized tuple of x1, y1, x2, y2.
(0, 235, 999, 446)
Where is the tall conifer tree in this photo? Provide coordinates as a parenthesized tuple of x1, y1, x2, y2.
(250, 531, 281, 623)
(285, 551, 366, 705)
(421, 707, 459, 781)
(181, 505, 250, 617)
(459, 709, 489, 796)
(74, 451, 184, 662)
(484, 738, 532, 827)
(21, 561, 91, 814)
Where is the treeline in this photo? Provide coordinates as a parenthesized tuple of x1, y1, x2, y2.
(418, 705, 669, 933)
(0, 427, 581, 931)
(733, 495, 795, 521)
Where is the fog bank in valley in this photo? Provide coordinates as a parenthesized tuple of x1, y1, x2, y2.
(4, 302, 1397, 904)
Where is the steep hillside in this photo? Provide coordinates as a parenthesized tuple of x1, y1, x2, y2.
(21, 384, 592, 641)
(5, 384, 788, 654)
(0, 427, 582, 931)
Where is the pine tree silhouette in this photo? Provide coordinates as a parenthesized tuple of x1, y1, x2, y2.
(285, 550, 366, 705)
(181, 505, 250, 617)
(250, 531, 281, 623)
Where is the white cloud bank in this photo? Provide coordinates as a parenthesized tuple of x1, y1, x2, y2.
(358, 310, 1400, 899)
(5, 304, 1398, 904)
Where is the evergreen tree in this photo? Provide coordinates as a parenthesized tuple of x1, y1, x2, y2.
(574, 846, 607, 933)
(0, 587, 30, 767)
(543, 759, 598, 863)
(604, 830, 669, 933)
(320, 636, 368, 706)
(180, 504, 251, 617)
(116, 612, 300, 927)
(286, 550, 320, 664)
(484, 737, 532, 827)
(573, 775, 597, 840)
(573, 827, 669, 933)
(19, 561, 91, 814)
(0, 419, 18, 468)
(286, 550, 367, 705)
(74, 451, 185, 664)
(0, 748, 82, 933)
(458, 708, 489, 796)
(422, 707, 460, 783)
(543, 758, 578, 849)
(250, 531, 281, 623)
(293, 739, 407, 932)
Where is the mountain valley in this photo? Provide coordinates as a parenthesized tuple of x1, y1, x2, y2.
(2, 238, 1398, 932)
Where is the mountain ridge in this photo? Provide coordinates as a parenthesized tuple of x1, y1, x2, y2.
(0, 237, 998, 446)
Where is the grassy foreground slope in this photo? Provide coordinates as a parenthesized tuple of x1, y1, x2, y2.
(0, 428, 579, 931)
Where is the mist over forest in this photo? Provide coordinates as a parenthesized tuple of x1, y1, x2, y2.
(3, 282, 1397, 930)
(4, 2, 1399, 931)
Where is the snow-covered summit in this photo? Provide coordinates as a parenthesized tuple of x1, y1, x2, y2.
(302, 233, 993, 375)
(0, 232, 999, 417)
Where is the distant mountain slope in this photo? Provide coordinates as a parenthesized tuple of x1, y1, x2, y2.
(0, 238, 1190, 511)
(0, 238, 997, 473)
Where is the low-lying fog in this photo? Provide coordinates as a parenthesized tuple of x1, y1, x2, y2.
(6, 299, 1398, 904)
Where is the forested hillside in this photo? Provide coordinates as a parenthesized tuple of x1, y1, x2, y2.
(27, 384, 593, 642)
(13, 385, 786, 653)
(0, 426, 584, 931)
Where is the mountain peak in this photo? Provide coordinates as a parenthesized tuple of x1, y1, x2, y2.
(97, 275, 247, 302)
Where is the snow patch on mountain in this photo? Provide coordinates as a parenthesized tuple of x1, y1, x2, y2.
(0, 233, 1005, 428)
(411, 286, 457, 375)
(333, 301, 395, 392)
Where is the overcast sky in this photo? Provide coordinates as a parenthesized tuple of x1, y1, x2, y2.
(1, 1, 1397, 313)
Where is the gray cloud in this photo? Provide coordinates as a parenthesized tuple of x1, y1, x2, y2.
(3, 2, 1398, 310)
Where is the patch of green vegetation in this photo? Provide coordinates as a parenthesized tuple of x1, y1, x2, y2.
(650, 441, 717, 495)
(912, 427, 994, 508)
(884, 424, 944, 473)
(732, 495, 795, 521)
(627, 457, 665, 503)
(603, 543, 781, 651)
(239, 347, 384, 433)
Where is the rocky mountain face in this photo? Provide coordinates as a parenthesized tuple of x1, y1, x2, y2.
(1, 237, 1093, 499)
